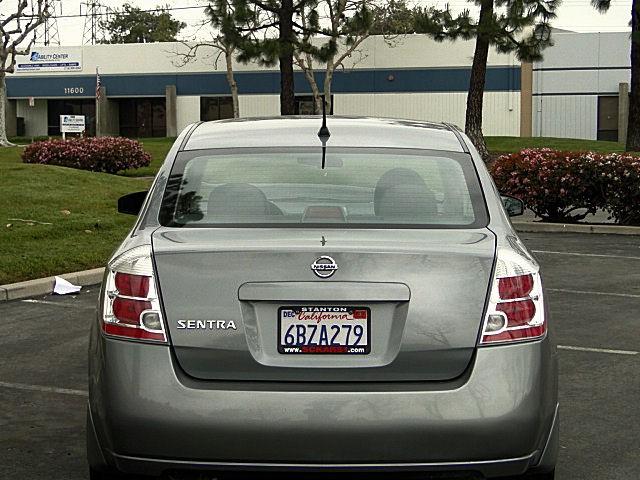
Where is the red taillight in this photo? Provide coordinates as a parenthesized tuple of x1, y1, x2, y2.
(498, 274, 534, 300)
(496, 299, 536, 327)
(481, 325, 546, 344)
(102, 245, 167, 344)
(480, 262, 546, 345)
(112, 297, 152, 325)
(115, 272, 149, 297)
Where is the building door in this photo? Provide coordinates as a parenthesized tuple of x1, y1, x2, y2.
(118, 98, 166, 137)
(597, 96, 618, 141)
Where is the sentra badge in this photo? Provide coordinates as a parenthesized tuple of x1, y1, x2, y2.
(177, 320, 237, 330)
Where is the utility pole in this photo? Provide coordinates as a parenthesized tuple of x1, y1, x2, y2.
(34, 0, 62, 46)
(81, 1, 106, 45)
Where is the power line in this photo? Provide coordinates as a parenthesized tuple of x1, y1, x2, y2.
(34, 0, 62, 46)
(81, 1, 108, 45)
(10, 4, 207, 20)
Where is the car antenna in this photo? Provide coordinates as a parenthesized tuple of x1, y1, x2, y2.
(317, 95, 330, 169)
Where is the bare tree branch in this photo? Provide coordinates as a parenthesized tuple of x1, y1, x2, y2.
(0, 0, 51, 146)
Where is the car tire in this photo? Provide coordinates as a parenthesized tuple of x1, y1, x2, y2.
(89, 466, 135, 480)
(529, 470, 555, 479)
(89, 467, 111, 480)
(512, 469, 555, 480)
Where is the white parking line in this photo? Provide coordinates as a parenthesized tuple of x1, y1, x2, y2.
(532, 250, 640, 261)
(547, 288, 640, 299)
(20, 299, 94, 309)
(558, 345, 638, 356)
(0, 381, 88, 397)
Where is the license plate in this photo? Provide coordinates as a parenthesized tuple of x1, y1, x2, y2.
(278, 306, 370, 355)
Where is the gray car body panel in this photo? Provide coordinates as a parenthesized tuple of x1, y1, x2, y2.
(89, 117, 558, 477)
(87, 335, 557, 476)
(152, 227, 494, 381)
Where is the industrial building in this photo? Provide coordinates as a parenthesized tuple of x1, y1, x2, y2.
(533, 32, 630, 141)
(5, 31, 630, 141)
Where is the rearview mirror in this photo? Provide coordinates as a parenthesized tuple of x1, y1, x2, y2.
(118, 191, 148, 215)
(501, 195, 524, 217)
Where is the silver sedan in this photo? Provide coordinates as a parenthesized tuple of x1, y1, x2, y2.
(88, 117, 558, 479)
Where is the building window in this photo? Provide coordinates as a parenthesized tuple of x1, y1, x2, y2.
(294, 95, 334, 115)
(201, 97, 234, 121)
(118, 98, 166, 138)
(47, 99, 96, 136)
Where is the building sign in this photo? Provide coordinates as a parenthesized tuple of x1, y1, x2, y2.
(17, 47, 82, 72)
(60, 115, 86, 133)
(64, 87, 85, 95)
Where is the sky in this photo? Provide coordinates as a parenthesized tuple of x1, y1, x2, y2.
(0, 0, 634, 47)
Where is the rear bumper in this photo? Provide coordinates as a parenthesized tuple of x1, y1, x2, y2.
(108, 451, 538, 478)
(88, 336, 558, 478)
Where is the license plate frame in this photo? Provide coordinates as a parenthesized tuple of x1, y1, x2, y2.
(277, 306, 371, 355)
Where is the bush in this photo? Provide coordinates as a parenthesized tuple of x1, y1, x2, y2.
(22, 137, 151, 174)
(598, 153, 640, 225)
(491, 148, 640, 225)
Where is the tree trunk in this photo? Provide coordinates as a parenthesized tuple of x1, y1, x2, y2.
(296, 52, 322, 113)
(627, 0, 640, 151)
(465, 0, 493, 162)
(279, 0, 296, 115)
(0, 73, 13, 147)
(309, 71, 322, 114)
(225, 49, 240, 118)
(324, 60, 335, 113)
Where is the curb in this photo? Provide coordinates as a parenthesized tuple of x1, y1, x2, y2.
(0, 268, 105, 302)
(513, 222, 640, 236)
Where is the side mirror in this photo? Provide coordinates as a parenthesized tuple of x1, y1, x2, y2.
(118, 191, 148, 215)
(501, 195, 524, 217)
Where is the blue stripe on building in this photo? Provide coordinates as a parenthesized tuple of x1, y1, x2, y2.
(7, 66, 520, 98)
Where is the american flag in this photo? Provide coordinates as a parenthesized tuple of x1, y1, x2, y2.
(96, 67, 102, 99)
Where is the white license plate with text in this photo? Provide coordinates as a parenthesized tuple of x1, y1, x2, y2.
(278, 306, 370, 355)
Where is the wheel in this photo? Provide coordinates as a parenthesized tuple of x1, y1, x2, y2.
(89, 466, 113, 480)
(507, 469, 555, 480)
(526, 470, 555, 479)
(89, 466, 140, 480)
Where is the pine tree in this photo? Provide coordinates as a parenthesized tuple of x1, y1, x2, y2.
(101, 4, 186, 43)
(415, 0, 558, 161)
(208, 0, 336, 115)
(592, 0, 640, 151)
(369, 0, 416, 36)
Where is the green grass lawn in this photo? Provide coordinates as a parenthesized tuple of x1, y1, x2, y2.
(0, 147, 151, 284)
(120, 137, 175, 177)
(0, 134, 630, 285)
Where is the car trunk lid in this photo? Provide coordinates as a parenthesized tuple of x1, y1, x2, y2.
(152, 227, 495, 382)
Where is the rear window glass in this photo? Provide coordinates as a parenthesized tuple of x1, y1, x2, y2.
(159, 148, 488, 228)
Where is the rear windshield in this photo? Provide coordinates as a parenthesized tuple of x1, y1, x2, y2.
(159, 147, 488, 228)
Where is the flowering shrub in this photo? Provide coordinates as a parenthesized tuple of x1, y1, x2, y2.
(22, 137, 151, 174)
(491, 148, 640, 225)
(597, 153, 640, 225)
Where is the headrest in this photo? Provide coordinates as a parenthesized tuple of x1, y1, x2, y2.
(374, 168, 437, 218)
(208, 183, 271, 216)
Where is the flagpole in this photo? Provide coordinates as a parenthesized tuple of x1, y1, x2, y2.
(95, 66, 100, 137)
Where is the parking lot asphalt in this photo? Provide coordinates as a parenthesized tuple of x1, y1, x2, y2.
(0, 232, 639, 480)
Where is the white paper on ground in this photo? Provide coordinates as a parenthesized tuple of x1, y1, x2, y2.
(53, 276, 82, 295)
